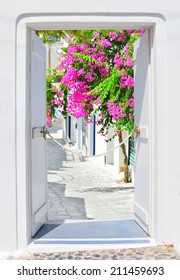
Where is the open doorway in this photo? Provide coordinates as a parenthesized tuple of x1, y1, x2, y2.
(29, 27, 153, 251)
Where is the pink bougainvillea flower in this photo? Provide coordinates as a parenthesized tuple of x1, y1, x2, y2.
(114, 54, 124, 68)
(78, 69, 85, 76)
(67, 45, 79, 55)
(79, 44, 89, 51)
(124, 57, 133, 67)
(46, 30, 143, 129)
(129, 113, 133, 120)
(124, 45, 131, 56)
(59, 56, 75, 69)
(109, 32, 118, 41)
(94, 33, 100, 39)
(85, 72, 94, 82)
(97, 39, 112, 48)
(107, 100, 126, 120)
(126, 97, 134, 108)
(120, 73, 134, 88)
(140, 29, 145, 35)
(46, 117, 51, 126)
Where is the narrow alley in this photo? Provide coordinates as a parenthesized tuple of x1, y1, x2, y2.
(47, 126, 134, 221)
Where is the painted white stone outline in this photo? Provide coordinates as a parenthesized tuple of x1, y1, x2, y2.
(16, 14, 167, 253)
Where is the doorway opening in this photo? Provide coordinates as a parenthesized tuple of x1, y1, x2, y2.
(16, 15, 166, 252)
(28, 27, 154, 251)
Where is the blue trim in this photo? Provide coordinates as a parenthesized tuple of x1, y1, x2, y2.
(68, 116, 71, 139)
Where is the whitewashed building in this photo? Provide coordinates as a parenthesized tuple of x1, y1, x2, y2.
(65, 116, 128, 171)
(0, 0, 180, 256)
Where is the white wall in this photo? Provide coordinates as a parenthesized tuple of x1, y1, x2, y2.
(87, 121, 94, 155)
(45, 40, 68, 69)
(106, 128, 114, 165)
(94, 115, 108, 165)
(0, 0, 180, 254)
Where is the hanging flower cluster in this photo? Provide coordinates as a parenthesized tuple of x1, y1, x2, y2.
(46, 29, 145, 138)
(107, 100, 126, 120)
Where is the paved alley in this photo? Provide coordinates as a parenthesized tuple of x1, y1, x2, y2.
(47, 127, 134, 221)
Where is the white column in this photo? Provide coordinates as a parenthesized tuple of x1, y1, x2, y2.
(87, 122, 94, 155)
(77, 118, 83, 150)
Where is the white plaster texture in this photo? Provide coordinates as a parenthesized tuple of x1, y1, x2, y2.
(0, 0, 180, 254)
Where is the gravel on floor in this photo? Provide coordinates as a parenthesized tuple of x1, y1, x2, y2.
(8, 246, 180, 260)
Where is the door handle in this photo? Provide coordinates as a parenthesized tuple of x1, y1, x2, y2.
(135, 125, 140, 138)
(41, 125, 49, 140)
(134, 125, 148, 139)
(32, 126, 49, 139)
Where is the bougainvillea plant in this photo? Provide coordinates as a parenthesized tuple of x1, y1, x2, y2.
(46, 29, 145, 182)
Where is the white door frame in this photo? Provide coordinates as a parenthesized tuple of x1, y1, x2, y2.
(16, 14, 167, 252)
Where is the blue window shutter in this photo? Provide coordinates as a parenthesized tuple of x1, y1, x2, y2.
(128, 136, 135, 167)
